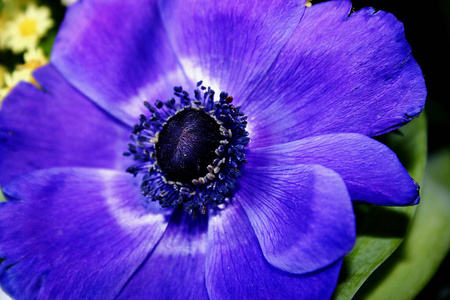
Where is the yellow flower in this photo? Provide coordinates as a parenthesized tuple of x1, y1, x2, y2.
(2, 4, 53, 53)
(23, 47, 48, 72)
(0, 69, 30, 104)
(0, 48, 48, 105)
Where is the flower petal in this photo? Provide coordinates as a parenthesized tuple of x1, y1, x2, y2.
(237, 163, 355, 274)
(117, 210, 208, 300)
(246, 133, 419, 206)
(245, 0, 426, 146)
(51, 0, 190, 126)
(0, 65, 130, 186)
(206, 200, 343, 299)
(158, 0, 305, 98)
(0, 168, 171, 299)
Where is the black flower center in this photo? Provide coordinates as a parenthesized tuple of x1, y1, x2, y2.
(155, 108, 222, 183)
(124, 83, 250, 216)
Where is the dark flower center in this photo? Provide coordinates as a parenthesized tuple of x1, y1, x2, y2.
(124, 82, 250, 216)
(155, 108, 222, 183)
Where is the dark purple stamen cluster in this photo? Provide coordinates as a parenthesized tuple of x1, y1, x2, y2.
(124, 82, 250, 215)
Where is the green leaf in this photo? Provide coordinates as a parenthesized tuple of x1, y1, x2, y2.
(39, 30, 57, 57)
(353, 149, 450, 299)
(333, 114, 428, 299)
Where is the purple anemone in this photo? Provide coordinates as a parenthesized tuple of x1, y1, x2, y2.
(0, 0, 425, 299)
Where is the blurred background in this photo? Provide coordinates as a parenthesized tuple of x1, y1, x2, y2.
(0, 0, 449, 299)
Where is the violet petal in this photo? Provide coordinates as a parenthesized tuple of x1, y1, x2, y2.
(247, 133, 420, 206)
(51, 0, 190, 126)
(245, 0, 426, 146)
(0, 168, 171, 299)
(237, 163, 355, 274)
(158, 0, 306, 99)
(206, 200, 343, 300)
(0, 65, 130, 186)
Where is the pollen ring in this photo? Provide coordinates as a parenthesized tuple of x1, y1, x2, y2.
(124, 82, 249, 216)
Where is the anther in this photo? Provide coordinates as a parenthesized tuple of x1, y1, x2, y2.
(125, 83, 249, 213)
(180, 187, 190, 195)
(155, 100, 163, 109)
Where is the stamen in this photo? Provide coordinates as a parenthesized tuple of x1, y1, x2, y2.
(125, 84, 250, 215)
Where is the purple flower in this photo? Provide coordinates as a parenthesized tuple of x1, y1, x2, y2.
(0, 0, 425, 299)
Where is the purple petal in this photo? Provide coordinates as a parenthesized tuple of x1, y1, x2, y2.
(206, 200, 343, 299)
(237, 163, 355, 274)
(117, 210, 208, 299)
(0, 65, 130, 186)
(246, 133, 419, 206)
(158, 0, 305, 99)
(51, 0, 190, 126)
(0, 168, 171, 299)
(245, 0, 426, 146)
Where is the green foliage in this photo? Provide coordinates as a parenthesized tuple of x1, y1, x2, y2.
(355, 148, 450, 299)
(333, 115, 428, 299)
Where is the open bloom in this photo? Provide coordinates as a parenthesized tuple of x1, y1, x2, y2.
(0, 0, 425, 299)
